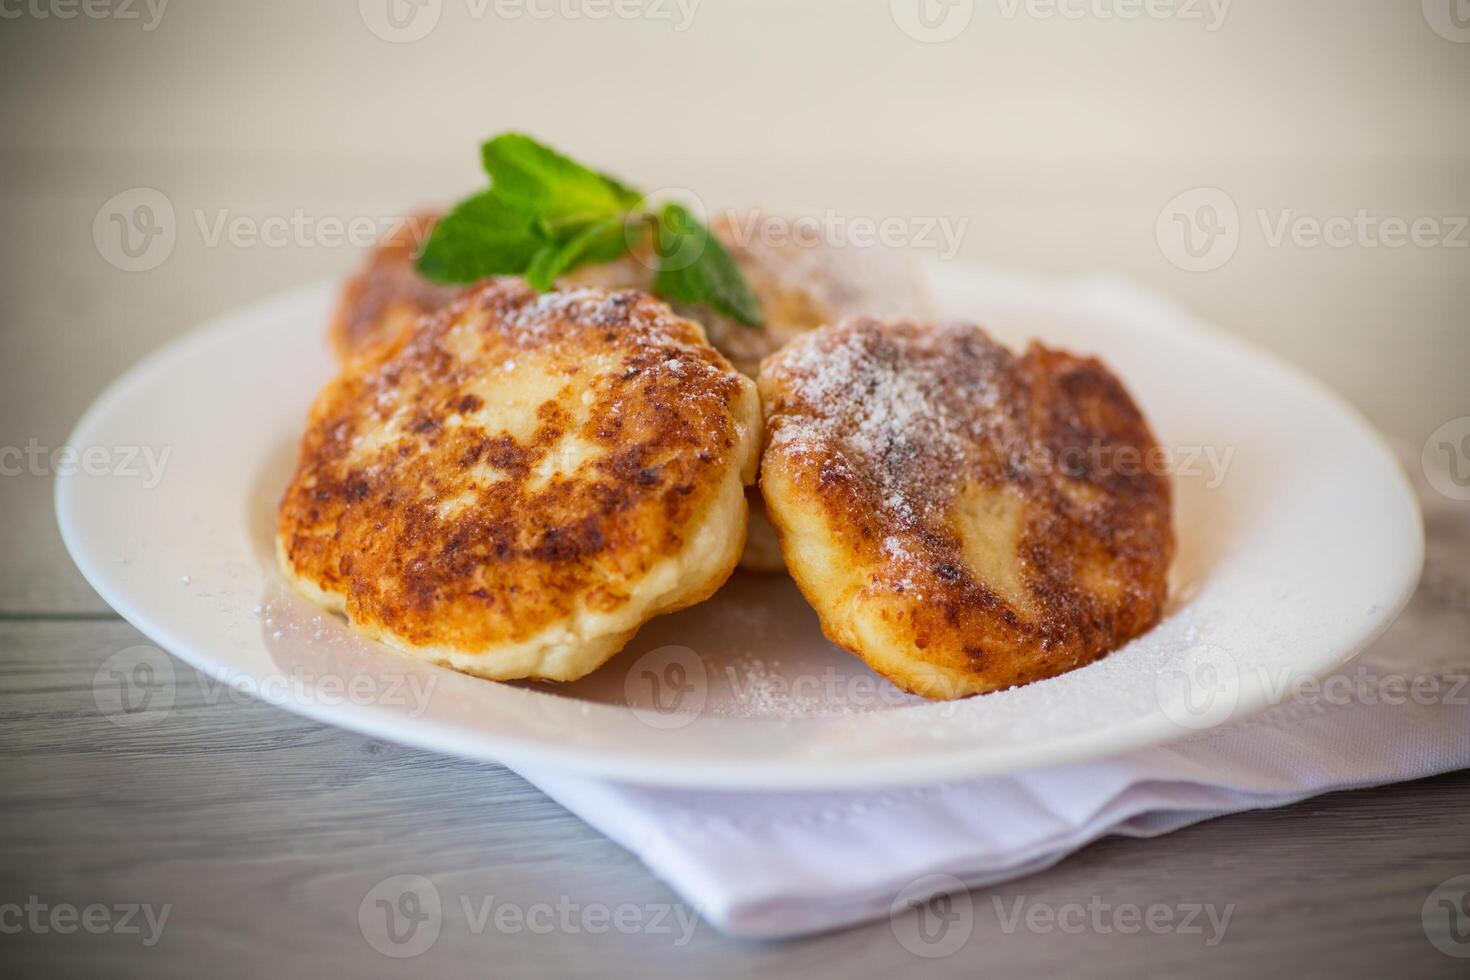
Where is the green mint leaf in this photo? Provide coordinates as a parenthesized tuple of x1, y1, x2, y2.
(652, 203, 764, 327)
(415, 190, 547, 284)
(522, 242, 564, 293)
(523, 217, 629, 291)
(481, 132, 642, 225)
(421, 134, 764, 327)
(580, 215, 644, 266)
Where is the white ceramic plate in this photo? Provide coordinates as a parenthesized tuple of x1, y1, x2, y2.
(56, 264, 1422, 790)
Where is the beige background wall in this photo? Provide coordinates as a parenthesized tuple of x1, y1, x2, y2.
(1, 0, 1466, 606)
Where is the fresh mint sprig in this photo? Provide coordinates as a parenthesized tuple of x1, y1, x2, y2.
(416, 133, 763, 327)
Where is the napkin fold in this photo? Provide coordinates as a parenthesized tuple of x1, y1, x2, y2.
(524, 449, 1467, 940)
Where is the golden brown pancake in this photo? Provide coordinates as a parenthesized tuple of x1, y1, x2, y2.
(758, 318, 1174, 700)
(327, 208, 934, 574)
(280, 279, 761, 682)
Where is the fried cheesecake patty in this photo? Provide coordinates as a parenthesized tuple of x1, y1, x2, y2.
(758, 319, 1174, 700)
(327, 208, 932, 574)
(280, 279, 762, 682)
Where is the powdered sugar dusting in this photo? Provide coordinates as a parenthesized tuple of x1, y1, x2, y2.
(501, 287, 622, 337)
(496, 286, 688, 353)
(767, 320, 1020, 552)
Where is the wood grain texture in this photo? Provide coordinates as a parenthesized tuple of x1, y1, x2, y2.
(2, 619, 1467, 979)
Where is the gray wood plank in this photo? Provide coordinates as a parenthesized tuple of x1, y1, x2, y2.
(2, 619, 1466, 978)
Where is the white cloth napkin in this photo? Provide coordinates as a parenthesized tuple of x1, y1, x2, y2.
(523, 450, 1468, 940)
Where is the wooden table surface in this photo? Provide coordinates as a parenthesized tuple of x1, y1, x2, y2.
(3, 2, 1468, 975)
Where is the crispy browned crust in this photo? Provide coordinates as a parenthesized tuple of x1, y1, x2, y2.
(758, 319, 1175, 699)
(281, 279, 758, 669)
(328, 211, 461, 361)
